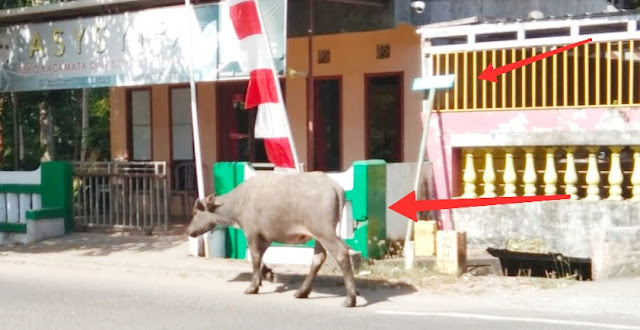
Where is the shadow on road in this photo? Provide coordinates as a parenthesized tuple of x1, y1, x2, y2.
(0, 227, 188, 257)
(227, 271, 418, 307)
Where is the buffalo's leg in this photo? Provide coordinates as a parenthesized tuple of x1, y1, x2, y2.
(261, 263, 274, 283)
(244, 238, 270, 294)
(294, 242, 327, 299)
(319, 237, 357, 307)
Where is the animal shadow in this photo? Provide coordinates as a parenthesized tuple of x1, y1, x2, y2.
(228, 271, 417, 307)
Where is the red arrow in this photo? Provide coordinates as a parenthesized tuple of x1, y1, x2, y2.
(389, 191, 571, 222)
(478, 38, 592, 82)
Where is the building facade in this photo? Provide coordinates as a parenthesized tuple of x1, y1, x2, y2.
(108, 1, 425, 199)
(417, 7, 640, 268)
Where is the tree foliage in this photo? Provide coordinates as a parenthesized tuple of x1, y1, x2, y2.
(0, 88, 111, 170)
(0, 0, 110, 170)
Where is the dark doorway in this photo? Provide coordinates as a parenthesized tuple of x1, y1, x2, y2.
(314, 77, 342, 171)
(217, 82, 267, 163)
(365, 73, 403, 162)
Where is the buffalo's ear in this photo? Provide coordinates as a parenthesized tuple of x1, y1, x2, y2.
(204, 194, 222, 212)
(193, 198, 205, 211)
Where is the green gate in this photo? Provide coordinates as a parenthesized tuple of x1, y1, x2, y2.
(213, 160, 387, 259)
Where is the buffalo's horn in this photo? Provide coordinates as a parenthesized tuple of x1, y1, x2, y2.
(193, 198, 205, 211)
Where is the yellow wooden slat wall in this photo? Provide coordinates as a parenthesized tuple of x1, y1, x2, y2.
(433, 40, 640, 111)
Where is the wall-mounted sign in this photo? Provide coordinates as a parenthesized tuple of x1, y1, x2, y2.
(0, 0, 286, 92)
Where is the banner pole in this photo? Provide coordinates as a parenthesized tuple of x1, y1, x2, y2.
(185, 0, 206, 199)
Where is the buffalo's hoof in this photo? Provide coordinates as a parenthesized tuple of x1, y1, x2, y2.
(294, 289, 310, 299)
(244, 286, 259, 294)
(262, 270, 274, 283)
(342, 296, 356, 308)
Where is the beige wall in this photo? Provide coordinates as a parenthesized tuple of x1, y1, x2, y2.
(111, 23, 422, 175)
(151, 85, 171, 163)
(285, 23, 422, 168)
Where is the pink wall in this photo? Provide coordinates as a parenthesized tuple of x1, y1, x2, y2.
(426, 107, 640, 229)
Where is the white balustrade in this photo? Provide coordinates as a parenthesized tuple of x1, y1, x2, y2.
(32, 194, 42, 210)
(6, 193, 19, 223)
(18, 193, 32, 223)
(0, 192, 40, 223)
(0, 193, 6, 222)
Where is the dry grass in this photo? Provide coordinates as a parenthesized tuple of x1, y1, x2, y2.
(353, 258, 577, 295)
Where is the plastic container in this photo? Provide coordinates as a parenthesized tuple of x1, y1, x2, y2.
(205, 226, 227, 258)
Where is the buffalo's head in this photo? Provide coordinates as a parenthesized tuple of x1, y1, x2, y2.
(186, 194, 224, 238)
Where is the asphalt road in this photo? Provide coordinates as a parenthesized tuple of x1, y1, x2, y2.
(1, 262, 639, 330)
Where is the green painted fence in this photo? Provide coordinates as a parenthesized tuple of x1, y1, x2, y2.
(0, 161, 73, 235)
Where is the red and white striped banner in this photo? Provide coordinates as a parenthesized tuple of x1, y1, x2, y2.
(228, 0, 297, 171)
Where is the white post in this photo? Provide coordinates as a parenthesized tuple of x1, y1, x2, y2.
(404, 44, 433, 268)
(404, 87, 434, 270)
(0, 193, 6, 222)
(185, 0, 207, 258)
(184, 0, 205, 200)
(403, 47, 454, 269)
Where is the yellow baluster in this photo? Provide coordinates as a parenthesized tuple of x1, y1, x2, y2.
(543, 147, 558, 195)
(585, 147, 601, 200)
(607, 146, 624, 201)
(482, 149, 497, 198)
(631, 148, 640, 201)
(462, 150, 477, 198)
(503, 148, 517, 197)
(523, 148, 537, 196)
(564, 147, 579, 200)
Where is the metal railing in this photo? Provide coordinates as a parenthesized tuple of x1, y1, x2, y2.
(72, 161, 169, 230)
(432, 40, 640, 111)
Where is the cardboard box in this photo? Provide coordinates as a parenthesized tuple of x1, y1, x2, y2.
(436, 230, 467, 276)
(414, 220, 437, 257)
